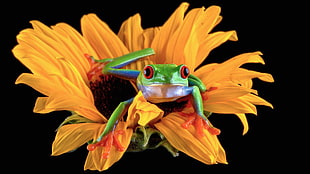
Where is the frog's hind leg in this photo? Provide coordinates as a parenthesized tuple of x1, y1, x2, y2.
(92, 97, 134, 144)
(190, 86, 221, 135)
(87, 97, 134, 158)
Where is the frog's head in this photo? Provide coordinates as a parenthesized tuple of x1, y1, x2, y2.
(137, 64, 190, 86)
(137, 64, 191, 103)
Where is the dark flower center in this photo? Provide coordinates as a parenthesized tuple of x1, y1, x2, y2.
(89, 75, 189, 120)
(89, 74, 136, 118)
(154, 96, 189, 116)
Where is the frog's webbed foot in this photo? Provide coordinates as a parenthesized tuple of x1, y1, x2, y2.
(87, 124, 126, 159)
(180, 112, 221, 138)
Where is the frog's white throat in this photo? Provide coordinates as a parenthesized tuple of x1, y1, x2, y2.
(138, 84, 192, 103)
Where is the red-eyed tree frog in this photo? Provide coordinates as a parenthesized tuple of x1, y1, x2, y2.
(89, 48, 215, 144)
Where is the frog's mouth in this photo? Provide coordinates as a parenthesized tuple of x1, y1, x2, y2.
(138, 84, 192, 103)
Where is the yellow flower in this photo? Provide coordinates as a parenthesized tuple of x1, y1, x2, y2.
(13, 15, 138, 171)
(119, 1, 273, 163)
(13, 2, 273, 172)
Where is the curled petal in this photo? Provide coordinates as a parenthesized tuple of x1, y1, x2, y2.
(127, 91, 164, 127)
(235, 113, 249, 135)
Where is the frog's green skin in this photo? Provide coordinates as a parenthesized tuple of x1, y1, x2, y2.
(91, 48, 211, 143)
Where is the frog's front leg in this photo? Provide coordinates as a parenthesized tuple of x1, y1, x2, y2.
(189, 86, 220, 135)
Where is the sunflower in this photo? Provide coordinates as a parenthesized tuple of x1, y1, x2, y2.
(13, 2, 273, 172)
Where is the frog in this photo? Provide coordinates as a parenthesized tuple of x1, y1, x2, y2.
(88, 48, 217, 144)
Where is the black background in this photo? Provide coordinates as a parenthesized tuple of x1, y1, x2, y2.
(1, 0, 302, 173)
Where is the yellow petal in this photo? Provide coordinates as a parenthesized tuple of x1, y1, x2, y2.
(196, 30, 238, 67)
(155, 113, 227, 164)
(166, 6, 222, 71)
(204, 98, 257, 115)
(235, 113, 249, 135)
(203, 86, 253, 103)
(84, 122, 133, 171)
(117, 14, 156, 72)
(127, 91, 164, 127)
(195, 5, 222, 37)
(165, 7, 201, 70)
(231, 68, 274, 84)
(142, 27, 160, 48)
(118, 13, 144, 52)
(33, 94, 105, 123)
(196, 51, 264, 86)
(51, 22, 99, 60)
(14, 21, 96, 84)
(241, 93, 274, 109)
(16, 73, 55, 96)
(52, 123, 103, 156)
(30, 21, 92, 81)
(81, 13, 129, 59)
(151, 2, 189, 64)
(14, 29, 93, 99)
(16, 73, 106, 122)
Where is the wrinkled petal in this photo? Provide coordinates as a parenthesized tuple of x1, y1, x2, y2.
(52, 123, 103, 156)
(155, 113, 227, 164)
(84, 122, 133, 171)
(127, 91, 164, 127)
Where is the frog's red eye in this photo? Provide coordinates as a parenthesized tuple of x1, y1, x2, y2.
(180, 65, 190, 79)
(143, 65, 154, 79)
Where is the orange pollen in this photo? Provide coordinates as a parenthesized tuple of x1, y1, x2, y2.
(84, 53, 105, 81)
(87, 130, 125, 159)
